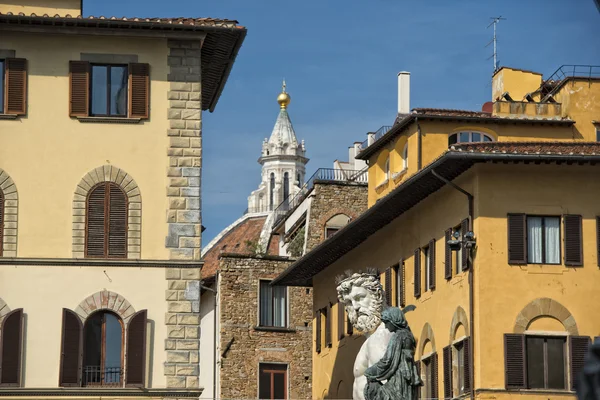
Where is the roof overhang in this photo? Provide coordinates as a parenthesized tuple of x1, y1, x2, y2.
(273, 143, 600, 287)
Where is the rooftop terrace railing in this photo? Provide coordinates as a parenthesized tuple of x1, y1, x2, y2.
(541, 64, 600, 100)
(359, 125, 393, 152)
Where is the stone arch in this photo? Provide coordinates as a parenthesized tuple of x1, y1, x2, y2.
(0, 168, 18, 257)
(418, 322, 436, 358)
(514, 297, 578, 335)
(74, 290, 136, 323)
(0, 297, 11, 321)
(317, 209, 359, 242)
(72, 165, 141, 259)
(449, 306, 469, 342)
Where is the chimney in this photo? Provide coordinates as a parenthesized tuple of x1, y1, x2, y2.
(397, 71, 410, 115)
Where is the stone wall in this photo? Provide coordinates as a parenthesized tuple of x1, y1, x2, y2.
(305, 182, 368, 251)
(164, 39, 202, 390)
(218, 254, 313, 400)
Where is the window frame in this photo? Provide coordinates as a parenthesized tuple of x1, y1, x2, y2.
(258, 363, 288, 400)
(89, 63, 129, 118)
(525, 334, 567, 390)
(423, 245, 431, 292)
(402, 143, 408, 170)
(454, 225, 463, 274)
(421, 353, 434, 399)
(0, 59, 5, 113)
(454, 339, 466, 396)
(82, 310, 125, 387)
(383, 157, 390, 181)
(258, 280, 288, 328)
(325, 227, 339, 238)
(526, 215, 562, 265)
(448, 131, 495, 146)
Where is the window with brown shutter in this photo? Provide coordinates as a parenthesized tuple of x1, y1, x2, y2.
(337, 302, 345, 340)
(59, 309, 83, 387)
(461, 218, 469, 271)
(443, 345, 452, 399)
(429, 239, 436, 290)
(3, 59, 27, 115)
(85, 182, 128, 258)
(129, 63, 150, 119)
(564, 215, 583, 266)
(126, 310, 147, 387)
(507, 214, 527, 265)
(431, 352, 438, 400)
(570, 336, 591, 391)
(324, 305, 332, 348)
(315, 309, 322, 353)
(414, 249, 421, 298)
(83, 311, 124, 387)
(504, 333, 526, 389)
(0, 308, 23, 386)
(384, 268, 392, 306)
(463, 336, 471, 394)
(397, 261, 405, 307)
(444, 228, 452, 280)
(69, 61, 90, 117)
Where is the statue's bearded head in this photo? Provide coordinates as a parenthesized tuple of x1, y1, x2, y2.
(336, 273, 383, 333)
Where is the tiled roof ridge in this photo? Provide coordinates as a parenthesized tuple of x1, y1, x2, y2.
(450, 141, 600, 155)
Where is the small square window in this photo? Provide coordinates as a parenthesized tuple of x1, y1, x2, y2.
(259, 281, 287, 328)
(259, 363, 287, 399)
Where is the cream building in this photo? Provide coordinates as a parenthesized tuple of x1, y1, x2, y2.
(0, 0, 246, 398)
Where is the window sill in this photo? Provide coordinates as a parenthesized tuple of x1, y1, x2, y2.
(392, 168, 408, 182)
(0, 114, 19, 120)
(375, 179, 389, 192)
(253, 326, 296, 333)
(77, 116, 142, 124)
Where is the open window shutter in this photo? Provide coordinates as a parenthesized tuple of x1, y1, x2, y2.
(126, 309, 147, 387)
(5, 59, 27, 115)
(86, 183, 106, 257)
(444, 228, 452, 280)
(443, 345, 452, 400)
(399, 261, 405, 307)
(414, 249, 421, 298)
(107, 183, 128, 258)
(337, 302, 344, 340)
(463, 337, 471, 394)
(325, 306, 332, 348)
(429, 239, 436, 290)
(315, 310, 322, 353)
(461, 219, 469, 271)
(384, 268, 392, 306)
(507, 214, 527, 265)
(564, 215, 583, 266)
(129, 63, 149, 119)
(0, 308, 23, 386)
(431, 352, 438, 400)
(504, 333, 525, 389)
(59, 309, 82, 387)
(570, 336, 591, 391)
(69, 61, 89, 117)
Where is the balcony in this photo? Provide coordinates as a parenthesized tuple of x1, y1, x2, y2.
(83, 366, 122, 387)
(359, 125, 393, 152)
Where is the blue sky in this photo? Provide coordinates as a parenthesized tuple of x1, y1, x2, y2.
(85, 0, 600, 245)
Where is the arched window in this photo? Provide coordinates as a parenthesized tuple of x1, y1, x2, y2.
(448, 131, 494, 146)
(297, 173, 301, 185)
(269, 173, 275, 210)
(402, 144, 408, 170)
(83, 311, 123, 386)
(324, 214, 350, 239)
(283, 172, 289, 201)
(0, 190, 3, 257)
(86, 182, 128, 258)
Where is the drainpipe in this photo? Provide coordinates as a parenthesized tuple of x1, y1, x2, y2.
(416, 117, 422, 170)
(431, 170, 474, 400)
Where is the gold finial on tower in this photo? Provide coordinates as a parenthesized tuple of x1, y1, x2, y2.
(277, 79, 291, 109)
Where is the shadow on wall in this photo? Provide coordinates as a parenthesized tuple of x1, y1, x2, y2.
(325, 335, 366, 399)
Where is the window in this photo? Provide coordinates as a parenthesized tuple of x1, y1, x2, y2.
(283, 172, 289, 204)
(455, 341, 466, 395)
(454, 225, 463, 274)
(421, 353, 438, 399)
(448, 131, 494, 146)
(0, 308, 24, 386)
(424, 246, 431, 291)
(0, 59, 4, 112)
(596, 127, 600, 142)
(413, 248, 421, 298)
(527, 216, 560, 264)
(90, 64, 128, 117)
(337, 302, 345, 340)
(324, 214, 350, 240)
(383, 157, 390, 181)
(0, 190, 3, 257)
(526, 336, 566, 389)
(325, 228, 339, 238)
(0, 58, 27, 115)
(85, 182, 128, 258)
(316, 309, 322, 353)
(395, 262, 405, 308)
(259, 363, 287, 400)
(270, 173, 275, 210)
(402, 143, 408, 170)
(259, 281, 287, 328)
(324, 305, 332, 348)
(83, 311, 123, 387)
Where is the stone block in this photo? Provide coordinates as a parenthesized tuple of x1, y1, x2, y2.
(187, 198, 200, 210)
(169, 48, 186, 56)
(169, 301, 192, 313)
(167, 188, 180, 197)
(186, 100, 201, 109)
(176, 364, 199, 376)
(167, 351, 190, 363)
(177, 210, 200, 223)
(169, 177, 189, 187)
(167, 56, 181, 66)
(191, 83, 201, 92)
(188, 177, 200, 187)
(170, 82, 191, 91)
(185, 326, 199, 339)
(189, 91, 201, 101)
(165, 290, 179, 301)
(169, 280, 187, 290)
(180, 237, 201, 248)
(168, 326, 186, 338)
(167, 109, 182, 120)
(170, 137, 190, 148)
(169, 198, 187, 209)
(181, 130, 200, 137)
(177, 314, 200, 325)
(167, 148, 184, 156)
(190, 138, 201, 149)
(182, 268, 201, 280)
(184, 281, 200, 301)
(165, 340, 177, 350)
(167, 210, 177, 223)
(181, 187, 200, 197)
(170, 120, 186, 129)
(167, 376, 187, 388)
(165, 312, 178, 325)
(168, 91, 180, 100)
(166, 224, 196, 247)
(178, 158, 193, 167)
(185, 120, 200, 130)
(164, 363, 176, 375)
(191, 301, 199, 313)
(182, 167, 200, 177)
(170, 100, 187, 109)
(186, 376, 199, 388)
(182, 149, 201, 157)
(181, 110, 200, 120)
(167, 129, 181, 137)
(189, 351, 199, 363)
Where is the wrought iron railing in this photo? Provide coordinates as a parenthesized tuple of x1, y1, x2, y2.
(244, 205, 273, 214)
(83, 366, 122, 387)
(359, 125, 393, 151)
(541, 65, 600, 100)
(272, 167, 368, 226)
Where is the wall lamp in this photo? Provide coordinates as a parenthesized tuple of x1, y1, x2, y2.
(447, 231, 477, 251)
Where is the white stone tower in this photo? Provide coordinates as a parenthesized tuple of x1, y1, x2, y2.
(248, 81, 308, 213)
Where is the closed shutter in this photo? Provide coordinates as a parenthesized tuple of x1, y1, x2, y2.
(0, 308, 23, 386)
(86, 183, 107, 257)
(429, 239, 436, 290)
(315, 310, 322, 353)
(570, 336, 591, 391)
(337, 302, 344, 340)
(346, 313, 353, 336)
(5, 59, 27, 115)
(325, 306, 332, 348)
(69, 61, 89, 117)
(461, 219, 469, 271)
(504, 333, 526, 389)
(59, 309, 82, 387)
(414, 248, 421, 298)
(507, 214, 527, 264)
(564, 215, 583, 266)
(384, 268, 392, 306)
(463, 336, 471, 394)
(107, 183, 128, 258)
(129, 63, 150, 119)
(443, 345, 452, 400)
(126, 310, 147, 387)
(431, 352, 438, 400)
(445, 228, 452, 280)
(399, 261, 405, 307)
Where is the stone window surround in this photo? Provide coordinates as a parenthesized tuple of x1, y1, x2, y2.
(513, 297, 578, 335)
(418, 322, 436, 359)
(317, 209, 358, 243)
(73, 289, 137, 323)
(258, 362, 289, 400)
(72, 165, 141, 259)
(0, 168, 18, 257)
(0, 297, 11, 324)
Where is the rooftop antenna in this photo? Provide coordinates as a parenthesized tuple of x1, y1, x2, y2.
(486, 16, 506, 72)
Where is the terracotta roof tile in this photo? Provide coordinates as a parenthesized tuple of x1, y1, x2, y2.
(451, 141, 600, 155)
(412, 108, 488, 117)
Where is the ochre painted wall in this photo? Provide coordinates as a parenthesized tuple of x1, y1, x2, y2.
(492, 68, 543, 101)
(553, 79, 600, 141)
(0, 0, 81, 16)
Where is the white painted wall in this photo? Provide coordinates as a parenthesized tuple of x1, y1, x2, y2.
(199, 287, 216, 399)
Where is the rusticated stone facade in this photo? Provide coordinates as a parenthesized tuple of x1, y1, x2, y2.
(305, 181, 368, 251)
(218, 254, 312, 400)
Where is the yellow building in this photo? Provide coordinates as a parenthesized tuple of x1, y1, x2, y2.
(0, 0, 245, 398)
(274, 65, 600, 399)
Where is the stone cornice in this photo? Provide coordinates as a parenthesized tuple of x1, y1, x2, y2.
(0, 258, 202, 268)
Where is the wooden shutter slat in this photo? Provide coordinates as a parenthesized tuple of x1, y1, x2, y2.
(463, 336, 471, 394)
(508, 214, 527, 265)
(126, 310, 147, 387)
(0, 308, 23, 386)
(108, 184, 128, 258)
(429, 239, 436, 290)
(443, 345, 452, 400)
(564, 215, 583, 266)
(445, 228, 452, 280)
(504, 333, 525, 389)
(69, 61, 89, 117)
(399, 261, 405, 307)
(570, 336, 591, 391)
(414, 249, 421, 298)
(337, 302, 344, 340)
(461, 219, 469, 271)
(86, 183, 107, 257)
(5, 59, 27, 115)
(59, 309, 82, 387)
(325, 306, 331, 348)
(431, 352, 438, 400)
(129, 63, 149, 119)
(384, 268, 392, 306)
(315, 310, 322, 353)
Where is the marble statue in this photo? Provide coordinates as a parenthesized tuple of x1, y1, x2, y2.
(577, 338, 600, 399)
(337, 272, 421, 400)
